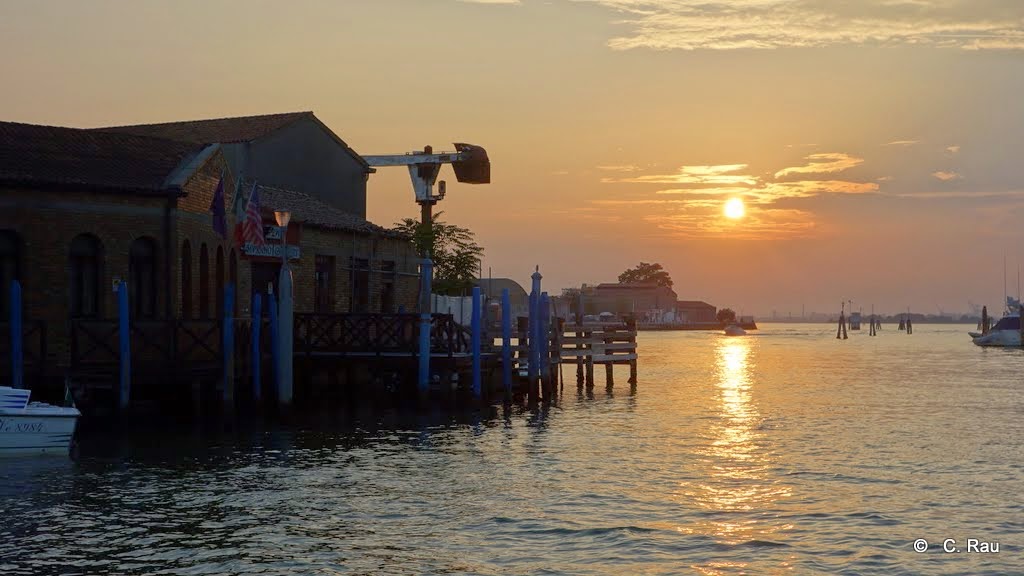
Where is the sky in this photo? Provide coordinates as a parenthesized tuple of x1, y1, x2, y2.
(2, 0, 1023, 317)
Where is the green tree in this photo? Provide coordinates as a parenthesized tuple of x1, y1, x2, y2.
(717, 308, 737, 325)
(394, 211, 484, 295)
(618, 262, 673, 287)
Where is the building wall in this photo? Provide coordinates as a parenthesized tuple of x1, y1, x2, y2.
(227, 117, 369, 218)
(0, 187, 171, 362)
(590, 284, 679, 315)
(677, 304, 717, 324)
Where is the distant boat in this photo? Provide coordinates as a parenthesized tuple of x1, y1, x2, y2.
(971, 297, 1022, 347)
(0, 387, 80, 457)
(724, 323, 747, 336)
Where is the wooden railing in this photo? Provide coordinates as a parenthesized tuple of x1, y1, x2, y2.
(294, 313, 471, 357)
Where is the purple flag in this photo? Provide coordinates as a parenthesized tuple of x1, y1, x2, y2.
(209, 175, 227, 239)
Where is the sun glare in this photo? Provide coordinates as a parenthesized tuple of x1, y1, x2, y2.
(724, 198, 745, 220)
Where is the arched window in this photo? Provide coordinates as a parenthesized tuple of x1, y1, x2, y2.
(229, 249, 238, 315)
(129, 237, 158, 319)
(215, 246, 225, 319)
(69, 234, 102, 318)
(0, 230, 21, 321)
(180, 240, 192, 319)
(199, 243, 210, 319)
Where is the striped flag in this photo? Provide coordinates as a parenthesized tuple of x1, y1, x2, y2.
(243, 184, 266, 248)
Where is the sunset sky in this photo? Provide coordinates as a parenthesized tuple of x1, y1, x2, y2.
(3, 0, 1023, 316)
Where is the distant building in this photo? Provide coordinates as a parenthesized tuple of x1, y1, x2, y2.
(676, 301, 717, 324)
(587, 282, 678, 317)
(94, 112, 372, 218)
(476, 278, 529, 320)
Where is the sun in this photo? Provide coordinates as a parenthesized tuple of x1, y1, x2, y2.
(724, 197, 745, 220)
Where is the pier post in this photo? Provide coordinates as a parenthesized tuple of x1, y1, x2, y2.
(418, 257, 433, 395)
(251, 293, 263, 402)
(277, 266, 294, 408)
(540, 292, 551, 400)
(576, 290, 584, 386)
(471, 286, 482, 398)
(10, 280, 22, 389)
(982, 305, 989, 335)
(627, 316, 637, 384)
(268, 293, 279, 393)
(528, 268, 542, 405)
(117, 280, 131, 411)
(223, 284, 235, 412)
(501, 288, 512, 397)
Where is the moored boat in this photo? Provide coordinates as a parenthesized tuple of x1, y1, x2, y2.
(0, 387, 80, 457)
(724, 323, 747, 336)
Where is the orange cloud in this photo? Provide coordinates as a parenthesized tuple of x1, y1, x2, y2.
(932, 171, 962, 181)
(774, 153, 864, 179)
(603, 164, 756, 185)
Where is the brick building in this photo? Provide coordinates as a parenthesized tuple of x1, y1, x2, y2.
(586, 282, 679, 316)
(676, 300, 717, 324)
(0, 119, 418, 373)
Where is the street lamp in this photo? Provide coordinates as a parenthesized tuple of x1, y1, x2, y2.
(274, 210, 291, 267)
(273, 209, 294, 408)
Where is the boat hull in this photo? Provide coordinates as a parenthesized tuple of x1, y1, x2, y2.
(0, 411, 80, 457)
(971, 330, 1021, 347)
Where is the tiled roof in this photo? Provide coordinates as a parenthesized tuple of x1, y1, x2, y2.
(94, 112, 311, 144)
(256, 184, 406, 238)
(0, 121, 203, 194)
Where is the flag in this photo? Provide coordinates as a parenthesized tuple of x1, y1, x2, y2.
(209, 175, 227, 239)
(232, 180, 251, 246)
(243, 184, 266, 248)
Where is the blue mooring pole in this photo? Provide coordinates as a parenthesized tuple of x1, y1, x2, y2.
(268, 293, 279, 392)
(527, 290, 538, 385)
(117, 281, 130, 411)
(418, 258, 433, 394)
(10, 280, 23, 389)
(251, 293, 262, 401)
(501, 288, 512, 395)
(529, 268, 543, 390)
(471, 286, 482, 398)
(223, 284, 235, 409)
(540, 292, 551, 377)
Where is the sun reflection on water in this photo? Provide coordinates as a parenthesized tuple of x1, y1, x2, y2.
(676, 337, 794, 571)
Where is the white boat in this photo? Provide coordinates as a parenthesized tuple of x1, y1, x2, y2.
(724, 323, 747, 336)
(971, 297, 1022, 347)
(0, 386, 80, 457)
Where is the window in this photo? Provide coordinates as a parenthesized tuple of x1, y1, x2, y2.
(215, 246, 225, 319)
(199, 243, 209, 319)
(69, 234, 102, 318)
(129, 237, 158, 319)
(380, 261, 396, 313)
(350, 258, 370, 313)
(315, 255, 335, 313)
(180, 240, 192, 319)
(0, 230, 21, 321)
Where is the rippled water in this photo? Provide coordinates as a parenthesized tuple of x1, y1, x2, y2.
(2, 324, 1022, 575)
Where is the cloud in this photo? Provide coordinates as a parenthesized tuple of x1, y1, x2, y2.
(573, 0, 1024, 51)
(774, 153, 864, 178)
(932, 170, 962, 181)
(883, 140, 919, 147)
(946, 145, 961, 154)
(604, 164, 756, 185)
(596, 164, 643, 172)
(458, 0, 520, 3)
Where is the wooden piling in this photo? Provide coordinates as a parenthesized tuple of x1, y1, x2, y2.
(471, 286, 482, 398)
(626, 317, 638, 384)
(501, 288, 512, 397)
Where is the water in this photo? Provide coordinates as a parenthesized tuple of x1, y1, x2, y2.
(2, 324, 1022, 575)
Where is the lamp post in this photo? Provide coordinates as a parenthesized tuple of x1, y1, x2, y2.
(274, 210, 293, 409)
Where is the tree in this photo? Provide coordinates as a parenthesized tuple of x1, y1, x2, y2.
(717, 308, 737, 325)
(618, 262, 673, 287)
(393, 211, 484, 295)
